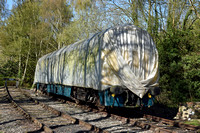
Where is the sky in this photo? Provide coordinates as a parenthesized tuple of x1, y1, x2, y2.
(6, 0, 13, 10)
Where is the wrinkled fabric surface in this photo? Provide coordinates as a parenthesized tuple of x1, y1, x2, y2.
(34, 24, 159, 98)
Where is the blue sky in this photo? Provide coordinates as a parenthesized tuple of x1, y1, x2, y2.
(7, 0, 13, 10)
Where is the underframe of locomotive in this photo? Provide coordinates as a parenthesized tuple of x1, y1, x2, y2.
(36, 83, 156, 107)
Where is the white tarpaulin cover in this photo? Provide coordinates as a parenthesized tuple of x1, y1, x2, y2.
(34, 24, 159, 98)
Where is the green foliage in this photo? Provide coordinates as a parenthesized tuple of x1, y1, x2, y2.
(184, 119, 200, 126)
(157, 27, 200, 104)
(0, 0, 199, 105)
(0, 60, 18, 86)
(0, 0, 7, 18)
(182, 53, 200, 101)
(0, 60, 18, 77)
(0, 0, 73, 87)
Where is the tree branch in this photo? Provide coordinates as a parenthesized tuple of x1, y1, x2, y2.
(189, 0, 200, 19)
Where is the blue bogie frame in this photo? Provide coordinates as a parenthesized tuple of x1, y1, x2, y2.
(98, 90, 124, 107)
(36, 83, 154, 107)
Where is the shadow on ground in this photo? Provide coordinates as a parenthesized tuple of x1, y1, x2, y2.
(107, 103, 178, 120)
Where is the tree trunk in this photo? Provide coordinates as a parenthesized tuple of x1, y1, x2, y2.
(18, 39, 22, 81)
(20, 41, 31, 86)
(189, 0, 200, 19)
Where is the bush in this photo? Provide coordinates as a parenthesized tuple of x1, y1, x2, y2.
(157, 29, 200, 105)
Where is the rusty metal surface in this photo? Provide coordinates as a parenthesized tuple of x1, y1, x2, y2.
(144, 114, 200, 131)
(27, 89, 148, 132)
(25, 88, 200, 132)
(5, 86, 53, 133)
(5, 87, 96, 133)
(0, 87, 40, 132)
(59, 96, 200, 132)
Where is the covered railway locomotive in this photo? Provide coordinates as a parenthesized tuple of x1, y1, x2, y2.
(34, 24, 159, 107)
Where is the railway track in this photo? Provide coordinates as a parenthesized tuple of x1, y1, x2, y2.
(2, 78, 199, 132)
(4, 84, 151, 132)
(0, 87, 41, 132)
(28, 89, 199, 133)
(64, 101, 199, 133)
(24, 88, 147, 132)
(4, 85, 107, 132)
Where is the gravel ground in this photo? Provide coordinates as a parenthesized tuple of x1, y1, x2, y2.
(1, 87, 196, 133)
(26, 89, 197, 133)
(7, 87, 91, 133)
(0, 88, 41, 133)
(26, 89, 152, 133)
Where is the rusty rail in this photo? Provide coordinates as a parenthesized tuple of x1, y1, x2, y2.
(144, 114, 200, 131)
(19, 88, 108, 133)
(4, 79, 54, 133)
(63, 97, 200, 132)
(35, 88, 200, 132)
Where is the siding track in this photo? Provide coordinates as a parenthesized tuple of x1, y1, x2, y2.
(2, 79, 199, 132)
(0, 87, 40, 133)
(5, 85, 105, 133)
(30, 89, 200, 133)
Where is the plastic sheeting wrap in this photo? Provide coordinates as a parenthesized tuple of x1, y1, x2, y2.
(34, 24, 159, 98)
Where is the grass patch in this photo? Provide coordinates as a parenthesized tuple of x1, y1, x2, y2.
(184, 119, 200, 126)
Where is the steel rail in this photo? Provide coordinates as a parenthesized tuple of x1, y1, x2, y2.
(144, 114, 200, 131)
(64, 99, 177, 132)
(4, 79, 53, 133)
(62, 96, 200, 132)
(34, 88, 200, 132)
(19, 88, 108, 133)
